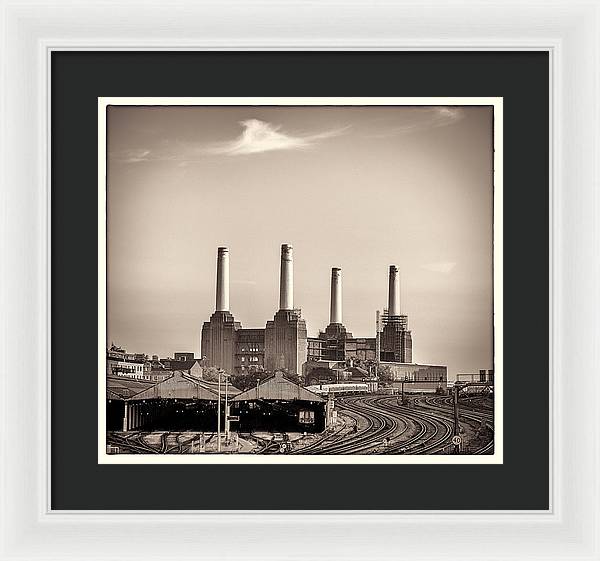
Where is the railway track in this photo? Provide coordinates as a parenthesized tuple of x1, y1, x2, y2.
(105, 393, 494, 455)
(418, 395, 495, 454)
(299, 395, 406, 454)
(294, 395, 451, 455)
(293, 393, 493, 455)
(107, 432, 160, 454)
(292, 398, 381, 454)
(372, 396, 454, 454)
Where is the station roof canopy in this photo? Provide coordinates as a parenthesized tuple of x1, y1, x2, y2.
(129, 371, 240, 401)
(233, 372, 325, 403)
(106, 376, 156, 400)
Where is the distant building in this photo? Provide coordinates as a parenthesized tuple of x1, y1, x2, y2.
(303, 359, 371, 386)
(303, 360, 346, 385)
(107, 347, 209, 383)
(174, 352, 195, 362)
(382, 362, 448, 393)
(106, 345, 146, 380)
(456, 369, 494, 384)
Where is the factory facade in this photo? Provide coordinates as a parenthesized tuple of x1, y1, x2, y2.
(200, 245, 415, 376)
(201, 245, 307, 375)
(306, 265, 412, 364)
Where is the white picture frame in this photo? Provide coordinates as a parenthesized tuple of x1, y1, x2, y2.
(1, 1, 598, 560)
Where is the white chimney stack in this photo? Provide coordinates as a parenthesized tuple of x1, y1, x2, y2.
(388, 265, 400, 317)
(215, 247, 230, 312)
(279, 244, 293, 310)
(330, 268, 342, 324)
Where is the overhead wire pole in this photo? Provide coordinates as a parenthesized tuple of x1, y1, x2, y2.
(225, 371, 229, 442)
(375, 310, 381, 377)
(217, 369, 222, 453)
(452, 384, 460, 454)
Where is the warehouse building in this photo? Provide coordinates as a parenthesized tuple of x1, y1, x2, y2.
(106, 371, 240, 432)
(231, 371, 327, 433)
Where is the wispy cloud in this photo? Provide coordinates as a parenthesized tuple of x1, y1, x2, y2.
(422, 262, 457, 274)
(204, 119, 348, 156)
(111, 119, 349, 164)
(116, 149, 152, 164)
(370, 107, 464, 138)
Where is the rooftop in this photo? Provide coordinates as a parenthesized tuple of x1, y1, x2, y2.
(128, 371, 240, 402)
(233, 372, 325, 403)
(106, 376, 156, 400)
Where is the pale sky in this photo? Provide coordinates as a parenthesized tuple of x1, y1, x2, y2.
(106, 104, 494, 379)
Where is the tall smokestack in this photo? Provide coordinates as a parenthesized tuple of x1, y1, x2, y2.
(215, 247, 230, 312)
(330, 268, 342, 324)
(388, 265, 400, 317)
(279, 244, 293, 310)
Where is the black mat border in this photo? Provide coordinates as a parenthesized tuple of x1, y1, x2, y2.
(51, 51, 549, 510)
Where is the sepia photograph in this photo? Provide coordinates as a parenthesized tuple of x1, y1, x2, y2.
(99, 98, 502, 463)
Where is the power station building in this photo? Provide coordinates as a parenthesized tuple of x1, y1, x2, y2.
(264, 244, 308, 372)
(201, 245, 414, 376)
(201, 244, 307, 375)
(379, 265, 413, 363)
(306, 265, 412, 364)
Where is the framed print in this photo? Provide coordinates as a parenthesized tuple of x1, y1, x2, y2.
(1, 1, 599, 561)
(98, 96, 503, 466)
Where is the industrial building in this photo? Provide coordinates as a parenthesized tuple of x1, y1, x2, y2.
(201, 244, 307, 375)
(306, 264, 412, 364)
(107, 369, 328, 434)
(307, 267, 356, 362)
(231, 371, 327, 433)
(106, 370, 240, 432)
(198, 245, 436, 392)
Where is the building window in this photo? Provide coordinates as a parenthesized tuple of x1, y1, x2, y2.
(299, 410, 315, 424)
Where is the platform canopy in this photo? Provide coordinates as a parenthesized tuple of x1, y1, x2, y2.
(129, 370, 240, 401)
(106, 376, 156, 400)
(233, 372, 325, 403)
